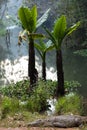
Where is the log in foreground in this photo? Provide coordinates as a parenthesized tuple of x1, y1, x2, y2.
(27, 115, 87, 128)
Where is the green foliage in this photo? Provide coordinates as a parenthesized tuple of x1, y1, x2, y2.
(45, 15, 80, 50)
(53, 15, 66, 42)
(25, 80, 50, 113)
(18, 6, 37, 32)
(45, 80, 57, 97)
(0, 80, 30, 101)
(0, 96, 20, 118)
(35, 40, 54, 59)
(64, 80, 81, 92)
(0, 80, 81, 101)
(18, 6, 50, 45)
(18, 6, 50, 33)
(66, 21, 80, 36)
(0, 79, 85, 118)
(74, 49, 87, 57)
(43, 80, 81, 97)
(81, 125, 87, 130)
(0, 80, 54, 113)
(55, 93, 83, 115)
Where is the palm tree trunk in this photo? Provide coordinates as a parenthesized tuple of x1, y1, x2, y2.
(56, 49, 65, 97)
(28, 37, 38, 89)
(42, 53, 46, 81)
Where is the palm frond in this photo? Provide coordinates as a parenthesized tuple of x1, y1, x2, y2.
(36, 8, 50, 28)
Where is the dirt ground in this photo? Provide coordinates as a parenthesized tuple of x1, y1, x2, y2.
(0, 127, 80, 130)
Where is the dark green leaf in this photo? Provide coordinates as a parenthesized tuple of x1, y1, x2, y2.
(43, 26, 57, 48)
(53, 15, 67, 41)
(18, 6, 37, 32)
(66, 21, 80, 35)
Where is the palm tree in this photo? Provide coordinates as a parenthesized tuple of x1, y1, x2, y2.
(18, 6, 50, 89)
(35, 40, 54, 81)
(44, 15, 80, 97)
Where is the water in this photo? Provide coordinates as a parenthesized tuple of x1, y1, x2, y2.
(47, 98, 57, 115)
(0, 0, 87, 98)
(63, 48, 87, 97)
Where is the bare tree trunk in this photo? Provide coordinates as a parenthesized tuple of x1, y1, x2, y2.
(28, 37, 38, 90)
(56, 49, 65, 97)
(42, 53, 46, 81)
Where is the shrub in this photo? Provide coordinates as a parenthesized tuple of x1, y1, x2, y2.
(64, 80, 81, 93)
(0, 80, 30, 100)
(0, 79, 82, 114)
(25, 81, 50, 113)
(0, 96, 20, 118)
(0, 79, 57, 100)
(0, 80, 81, 101)
(45, 80, 57, 97)
(55, 93, 83, 115)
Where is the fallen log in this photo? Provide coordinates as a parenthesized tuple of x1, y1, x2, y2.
(27, 115, 87, 128)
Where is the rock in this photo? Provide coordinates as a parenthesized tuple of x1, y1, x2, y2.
(27, 115, 87, 128)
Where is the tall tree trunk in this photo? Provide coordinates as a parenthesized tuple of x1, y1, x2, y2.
(28, 37, 38, 89)
(56, 49, 65, 97)
(42, 53, 46, 81)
